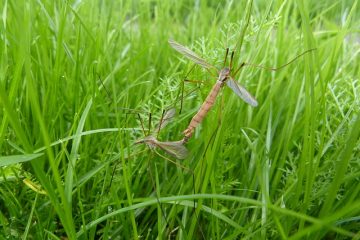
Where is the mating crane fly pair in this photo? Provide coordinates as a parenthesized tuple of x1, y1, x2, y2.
(169, 39, 259, 141)
(136, 39, 259, 159)
(136, 38, 314, 159)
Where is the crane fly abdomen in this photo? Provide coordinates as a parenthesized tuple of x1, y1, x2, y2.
(183, 81, 223, 139)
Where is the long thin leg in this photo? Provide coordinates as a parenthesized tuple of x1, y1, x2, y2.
(232, 62, 246, 77)
(190, 129, 220, 239)
(154, 150, 192, 173)
(223, 47, 229, 67)
(189, 167, 205, 239)
(153, 150, 205, 238)
(177, 59, 218, 115)
(180, 79, 185, 114)
(234, 0, 253, 54)
(242, 48, 317, 71)
(156, 110, 166, 139)
(218, 92, 225, 126)
(229, 51, 235, 70)
(108, 147, 148, 195)
(184, 79, 208, 84)
(147, 157, 169, 235)
(97, 73, 112, 100)
(137, 113, 146, 136)
(168, 86, 200, 111)
(179, 64, 196, 114)
(231, 48, 316, 78)
(148, 112, 152, 136)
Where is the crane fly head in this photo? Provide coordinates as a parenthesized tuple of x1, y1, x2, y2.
(219, 67, 231, 83)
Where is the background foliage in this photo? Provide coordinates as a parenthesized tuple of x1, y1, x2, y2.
(0, 0, 359, 239)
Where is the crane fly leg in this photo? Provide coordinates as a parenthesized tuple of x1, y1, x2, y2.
(223, 47, 229, 67)
(229, 51, 235, 70)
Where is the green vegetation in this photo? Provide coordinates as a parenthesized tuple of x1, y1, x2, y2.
(0, 0, 359, 239)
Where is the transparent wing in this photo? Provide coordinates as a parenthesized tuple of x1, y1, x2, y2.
(155, 140, 188, 159)
(168, 39, 216, 70)
(226, 78, 258, 107)
(157, 108, 176, 131)
(134, 135, 156, 146)
(137, 136, 188, 159)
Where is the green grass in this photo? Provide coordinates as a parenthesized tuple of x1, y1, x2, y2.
(1, 0, 359, 239)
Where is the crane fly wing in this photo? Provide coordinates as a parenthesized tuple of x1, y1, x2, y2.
(155, 140, 188, 159)
(134, 135, 156, 147)
(138, 136, 188, 159)
(157, 108, 176, 131)
(168, 39, 216, 70)
(227, 78, 258, 107)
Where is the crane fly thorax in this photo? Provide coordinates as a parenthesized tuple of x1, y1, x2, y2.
(218, 67, 231, 84)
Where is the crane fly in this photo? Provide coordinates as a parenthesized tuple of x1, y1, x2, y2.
(98, 75, 197, 235)
(169, 39, 258, 141)
(169, 39, 315, 141)
(135, 108, 188, 160)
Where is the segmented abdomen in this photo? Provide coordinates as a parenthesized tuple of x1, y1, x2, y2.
(183, 81, 222, 139)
